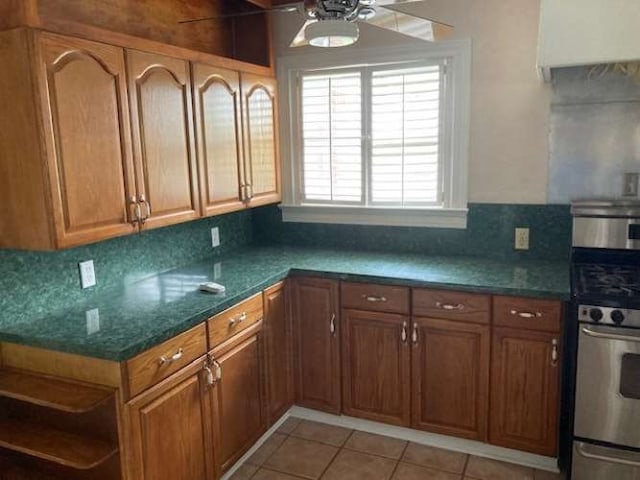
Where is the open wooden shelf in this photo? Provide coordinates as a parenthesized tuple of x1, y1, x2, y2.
(0, 463, 62, 479)
(0, 370, 113, 413)
(0, 419, 118, 470)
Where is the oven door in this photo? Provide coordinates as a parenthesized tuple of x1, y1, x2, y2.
(575, 325, 640, 448)
(572, 442, 640, 480)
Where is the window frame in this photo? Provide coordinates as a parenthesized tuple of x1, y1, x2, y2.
(277, 40, 472, 228)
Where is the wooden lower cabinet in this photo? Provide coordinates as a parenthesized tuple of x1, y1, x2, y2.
(489, 327, 560, 456)
(209, 323, 267, 474)
(125, 357, 216, 480)
(342, 309, 411, 426)
(411, 317, 490, 441)
(291, 277, 341, 414)
(263, 281, 294, 425)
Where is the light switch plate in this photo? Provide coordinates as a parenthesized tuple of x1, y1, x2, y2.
(515, 228, 530, 250)
(211, 227, 220, 248)
(79, 260, 96, 289)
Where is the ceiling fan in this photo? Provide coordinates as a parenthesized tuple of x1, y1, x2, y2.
(180, 0, 453, 48)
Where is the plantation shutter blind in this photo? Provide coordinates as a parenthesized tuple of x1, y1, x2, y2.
(301, 72, 362, 202)
(370, 65, 443, 205)
(299, 63, 444, 206)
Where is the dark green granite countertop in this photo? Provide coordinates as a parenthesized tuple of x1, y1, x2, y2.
(0, 246, 570, 361)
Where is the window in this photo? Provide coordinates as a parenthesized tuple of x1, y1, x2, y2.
(279, 42, 471, 228)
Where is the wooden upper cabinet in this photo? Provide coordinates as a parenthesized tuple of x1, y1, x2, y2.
(291, 277, 341, 414)
(411, 317, 490, 441)
(240, 73, 280, 207)
(126, 358, 215, 480)
(209, 324, 267, 474)
(342, 309, 411, 426)
(126, 50, 200, 229)
(37, 33, 138, 248)
(263, 281, 294, 425)
(489, 327, 560, 456)
(192, 63, 245, 216)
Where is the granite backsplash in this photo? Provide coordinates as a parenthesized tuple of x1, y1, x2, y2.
(252, 203, 572, 261)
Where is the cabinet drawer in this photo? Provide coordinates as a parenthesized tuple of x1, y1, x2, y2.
(341, 282, 410, 314)
(125, 323, 207, 398)
(413, 289, 490, 324)
(208, 293, 263, 348)
(493, 296, 562, 332)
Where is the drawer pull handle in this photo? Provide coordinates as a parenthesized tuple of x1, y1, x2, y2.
(204, 363, 215, 386)
(159, 348, 183, 365)
(330, 313, 336, 336)
(411, 323, 418, 344)
(401, 321, 408, 343)
(229, 312, 248, 326)
(363, 295, 387, 303)
(510, 309, 542, 319)
(551, 339, 558, 367)
(213, 360, 222, 381)
(436, 302, 464, 311)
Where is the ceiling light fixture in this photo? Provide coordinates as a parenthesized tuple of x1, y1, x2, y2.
(305, 19, 360, 47)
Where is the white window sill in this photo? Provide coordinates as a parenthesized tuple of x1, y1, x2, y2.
(280, 205, 468, 229)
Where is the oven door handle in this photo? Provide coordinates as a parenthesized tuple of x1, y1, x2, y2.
(581, 326, 640, 343)
(575, 442, 640, 467)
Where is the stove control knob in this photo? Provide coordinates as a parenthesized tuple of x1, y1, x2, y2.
(611, 310, 625, 325)
(589, 308, 604, 322)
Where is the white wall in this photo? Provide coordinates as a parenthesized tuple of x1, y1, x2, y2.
(273, 0, 552, 204)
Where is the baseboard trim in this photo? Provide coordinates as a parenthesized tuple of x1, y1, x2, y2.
(222, 406, 560, 479)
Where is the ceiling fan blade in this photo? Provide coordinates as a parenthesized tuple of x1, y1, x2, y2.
(364, 8, 453, 42)
(179, 5, 298, 24)
(289, 20, 316, 48)
(374, 0, 427, 5)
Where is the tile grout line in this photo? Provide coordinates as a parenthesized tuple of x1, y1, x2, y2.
(387, 441, 412, 480)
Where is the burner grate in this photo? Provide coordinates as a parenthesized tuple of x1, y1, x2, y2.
(575, 263, 640, 298)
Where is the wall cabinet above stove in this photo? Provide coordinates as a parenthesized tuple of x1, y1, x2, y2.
(537, 0, 640, 81)
(0, 29, 280, 250)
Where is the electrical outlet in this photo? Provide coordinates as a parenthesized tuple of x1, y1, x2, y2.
(515, 228, 530, 250)
(78, 260, 96, 289)
(85, 308, 100, 335)
(623, 172, 639, 197)
(211, 227, 220, 248)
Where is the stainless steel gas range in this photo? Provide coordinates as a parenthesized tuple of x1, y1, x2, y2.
(570, 200, 640, 479)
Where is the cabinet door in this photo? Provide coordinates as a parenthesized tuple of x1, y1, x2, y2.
(489, 327, 560, 456)
(127, 50, 200, 229)
(240, 73, 280, 207)
(411, 317, 490, 441)
(37, 33, 137, 248)
(126, 358, 215, 480)
(342, 309, 410, 426)
(210, 326, 267, 474)
(192, 64, 245, 216)
(264, 281, 294, 425)
(291, 277, 341, 414)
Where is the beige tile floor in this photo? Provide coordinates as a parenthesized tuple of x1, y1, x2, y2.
(230, 417, 566, 480)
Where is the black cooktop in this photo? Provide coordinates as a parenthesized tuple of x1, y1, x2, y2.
(574, 263, 640, 297)
(572, 248, 640, 307)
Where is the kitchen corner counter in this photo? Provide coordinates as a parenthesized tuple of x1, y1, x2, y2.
(0, 246, 570, 361)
